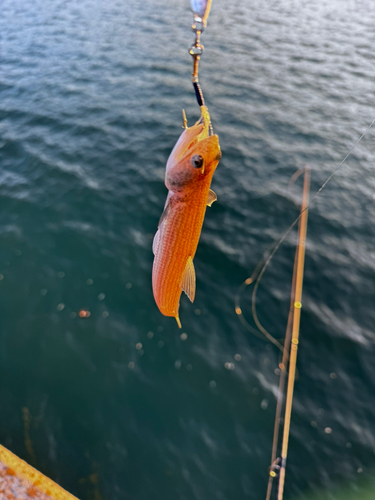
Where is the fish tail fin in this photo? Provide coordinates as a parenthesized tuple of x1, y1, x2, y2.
(175, 315, 182, 329)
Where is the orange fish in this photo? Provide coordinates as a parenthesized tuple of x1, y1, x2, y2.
(152, 105, 221, 327)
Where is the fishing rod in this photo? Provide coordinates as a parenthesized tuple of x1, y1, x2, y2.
(236, 117, 375, 349)
(235, 103, 374, 500)
(265, 168, 310, 500)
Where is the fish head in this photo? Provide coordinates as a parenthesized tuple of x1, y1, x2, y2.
(165, 106, 221, 193)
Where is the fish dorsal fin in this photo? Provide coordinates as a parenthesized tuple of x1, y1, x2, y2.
(180, 256, 196, 303)
(158, 201, 171, 227)
(207, 189, 217, 207)
(152, 229, 160, 255)
(153, 200, 171, 255)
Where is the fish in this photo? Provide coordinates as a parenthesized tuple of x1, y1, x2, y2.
(152, 105, 221, 327)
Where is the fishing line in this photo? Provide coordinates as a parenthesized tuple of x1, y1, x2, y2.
(235, 117, 375, 344)
(235, 243, 286, 352)
(193, 81, 205, 107)
(189, 1, 213, 110)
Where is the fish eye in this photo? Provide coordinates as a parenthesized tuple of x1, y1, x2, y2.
(191, 155, 204, 169)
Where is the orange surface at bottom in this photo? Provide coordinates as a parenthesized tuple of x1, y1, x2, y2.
(0, 445, 78, 500)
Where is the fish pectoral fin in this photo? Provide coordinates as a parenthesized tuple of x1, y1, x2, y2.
(207, 189, 217, 207)
(180, 256, 196, 303)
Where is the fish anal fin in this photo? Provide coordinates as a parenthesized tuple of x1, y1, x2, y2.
(180, 256, 196, 303)
(207, 189, 217, 207)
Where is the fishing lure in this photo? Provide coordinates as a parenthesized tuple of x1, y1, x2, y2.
(152, 106, 221, 327)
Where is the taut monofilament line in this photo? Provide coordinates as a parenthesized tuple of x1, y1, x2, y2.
(189, 0, 213, 111)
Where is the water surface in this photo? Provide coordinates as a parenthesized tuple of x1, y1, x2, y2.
(0, 0, 375, 499)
